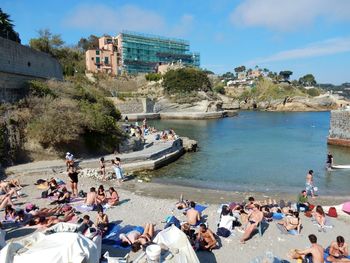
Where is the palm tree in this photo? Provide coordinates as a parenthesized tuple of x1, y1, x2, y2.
(0, 8, 21, 43)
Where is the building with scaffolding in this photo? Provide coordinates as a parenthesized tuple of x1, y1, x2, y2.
(117, 31, 200, 74)
(85, 31, 200, 75)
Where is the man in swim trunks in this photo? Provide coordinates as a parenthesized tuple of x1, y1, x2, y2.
(196, 224, 217, 251)
(186, 201, 201, 226)
(327, 236, 350, 262)
(240, 204, 263, 244)
(290, 234, 324, 263)
(85, 187, 97, 207)
(306, 170, 316, 198)
(327, 152, 334, 169)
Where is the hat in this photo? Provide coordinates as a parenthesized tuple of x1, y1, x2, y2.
(66, 152, 70, 155)
(327, 207, 338, 218)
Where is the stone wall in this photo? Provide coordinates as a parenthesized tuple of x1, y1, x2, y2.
(0, 37, 63, 102)
(328, 110, 350, 146)
(108, 97, 155, 114)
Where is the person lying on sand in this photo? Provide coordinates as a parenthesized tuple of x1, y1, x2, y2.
(186, 201, 201, 226)
(289, 234, 324, 263)
(239, 204, 263, 244)
(25, 204, 64, 218)
(120, 223, 155, 252)
(4, 205, 16, 221)
(277, 211, 301, 234)
(327, 236, 350, 263)
(0, 192, 15, 210)
(28, 210, 75, 228)
(195, 223, 217, 251)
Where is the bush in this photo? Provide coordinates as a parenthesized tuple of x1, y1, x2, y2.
(163, 68, 212, 94)
(306, 88, 320, 97)
(214, 83, 226, 94)
(29, 80, 56, 98)
(145, 73, 162, 81)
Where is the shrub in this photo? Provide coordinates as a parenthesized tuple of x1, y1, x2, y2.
(306, 88, 320, 97)
(145, 73, 162, 81)
(163, 68, 212, 94)
(29, 80, 56, 98)
(214, 83, 225, 94)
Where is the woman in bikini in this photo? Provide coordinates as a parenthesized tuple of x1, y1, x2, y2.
(277, 211, 301, 234)
(96, 185, 107, 205)
(120, 223, 155, 252)
(240, 204, 264, 244)
(100, 157, 106, 181)
(96, 206, 109, 234)
(313, 205, 326, 230)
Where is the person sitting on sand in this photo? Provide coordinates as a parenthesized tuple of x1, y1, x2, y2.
(96, 185, 106, 205)
(327, 236, 350, 262)
(50, 187, 70, 205)
(4, 205, 16, 221)
(181, 223, 196, 245)
(306, 170, 316, 198)
(186, 201, 201, 226)
(84, 187, 97, 207)
(313, 205, 327, 232)
(77, 215, 95, 235)
(297, 190, 310, 212)
(218, 206, 236, 232)
(240, 204, 263, 244)
(277, 211, 301, 234)
(96, 205, 109, 234)
(120, 223, 155, 252)
(28, 210, 75, 228)
(196, 224, 217, 251)
(290, 234, 324, 263)
(107, 187, 119, 206)
(47, 178, 59, 196)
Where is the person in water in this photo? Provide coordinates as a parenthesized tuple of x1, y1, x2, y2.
(327, 152, 334, 169)
(306, 170, 316, 198)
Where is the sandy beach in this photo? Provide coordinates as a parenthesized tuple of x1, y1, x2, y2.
(2, 170, 350, 263)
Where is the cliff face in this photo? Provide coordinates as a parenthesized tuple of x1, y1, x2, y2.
(328, 110, 350, 147)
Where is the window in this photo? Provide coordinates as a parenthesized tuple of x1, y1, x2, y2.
(96, 50, 100, 55)
(96, 57, 100, 64)
(104, 57, 109, 64)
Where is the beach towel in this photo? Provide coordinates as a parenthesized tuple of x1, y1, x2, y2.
(195, 204, 208, 213)
(102, 224, 144, 249)
(324, 246, 350, 263)
(74, 204, 95, 213)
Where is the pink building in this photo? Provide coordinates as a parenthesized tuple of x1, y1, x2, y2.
(85, 36, 120, 76)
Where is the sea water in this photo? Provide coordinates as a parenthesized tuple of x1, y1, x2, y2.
(148, 111, 350, 195)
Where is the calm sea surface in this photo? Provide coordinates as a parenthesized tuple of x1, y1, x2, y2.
(148, 111, 350, 195)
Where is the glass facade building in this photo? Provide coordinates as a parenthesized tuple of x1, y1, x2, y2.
(118, 31, 200, 74)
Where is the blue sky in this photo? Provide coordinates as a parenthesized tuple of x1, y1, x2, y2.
(3, 0, 350, 84)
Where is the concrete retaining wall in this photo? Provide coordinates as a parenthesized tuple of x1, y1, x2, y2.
(328, 110, 350, 147)
(109, 97, 155, 114)
(0, 37, 63, 102)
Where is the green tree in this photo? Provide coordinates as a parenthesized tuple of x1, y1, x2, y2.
(234, 65, 246, 74)
(29, 29, 64, 56)
(163, 68, 212, 94)
(0, 8, 21, 43)
(221, 72, 235, 79)
(77, 35, 99, 51)
(299, 74, 316, 86)
(279, 70, 293, 81)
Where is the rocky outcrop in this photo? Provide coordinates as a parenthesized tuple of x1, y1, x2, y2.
(181, 137, 198, 152)
(154, 97, 224, 113)
(240, 94, 348, 112)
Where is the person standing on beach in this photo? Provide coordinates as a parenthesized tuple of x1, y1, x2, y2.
(112, 157, 124, 185)
(306, 170, 316, 198)
(290, 234, 324, 263)
(99, 157, 106, 181)
(65, 152, 74, 168)
(67, 165, 79, 197)
(327, 152, 334, 169)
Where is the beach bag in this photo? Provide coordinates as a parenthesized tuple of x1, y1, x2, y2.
(327, 207, 338, 218)
(217, 227, 231, 238)
(41, 190, 48, 198)
(308, 204, 315, 211)
(78, 190, 86, 198)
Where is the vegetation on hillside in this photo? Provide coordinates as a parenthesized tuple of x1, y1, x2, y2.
(163, 68, 212, 94)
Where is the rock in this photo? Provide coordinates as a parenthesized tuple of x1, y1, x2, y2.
(181, 137, 198, 152)
(119, 137, 144, 153)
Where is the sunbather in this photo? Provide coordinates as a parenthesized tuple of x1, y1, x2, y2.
(196, 224, 217, 251)
(96, 206, 109, 233)
(4, 205, 16, 221)
(181, 223, 196, 245)
(0, 193, 15, 210)
(186, 201, 201, 226)
(85, 187, 97, 206)
(107, 187, 119, 206)
(277, 211, 301, 234)
(120, 223, 155, 252)
(327, 236, 350, 262)
(313, 205, 327, 231)
(96, 185, 106, 205)
(50, 187, 70, 205)
(28, 210, 75, 228)
(290, 234, 324, 263)
(240, 204, 263, 244)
